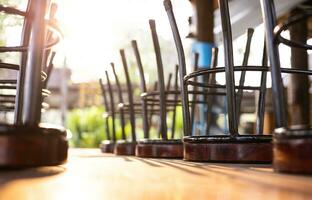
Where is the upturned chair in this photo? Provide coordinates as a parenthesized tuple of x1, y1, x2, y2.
(0, 0, 68, 167)
(165, 0, 272, 163)
(261, 0, 312, 173)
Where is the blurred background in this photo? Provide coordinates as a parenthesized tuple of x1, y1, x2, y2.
(0, 0, 310, 147)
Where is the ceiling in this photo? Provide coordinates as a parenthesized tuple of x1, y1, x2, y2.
(213, 0, 306, 44)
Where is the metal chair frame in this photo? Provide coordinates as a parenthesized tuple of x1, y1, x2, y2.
(261, 0, 312, 173)
(165, 0, 272, 163)
(132, 21, 185, 158)
(0, 0, 67, 167)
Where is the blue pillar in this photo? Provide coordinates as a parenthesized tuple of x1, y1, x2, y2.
(191, 41, 214, 135)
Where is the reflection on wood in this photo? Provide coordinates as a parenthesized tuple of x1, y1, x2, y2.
(0, 149, 311, 200)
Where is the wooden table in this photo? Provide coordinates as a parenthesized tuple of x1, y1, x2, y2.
(0, 148, 311, 200)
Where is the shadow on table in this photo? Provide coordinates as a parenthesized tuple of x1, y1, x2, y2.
(130, 157, 206, 176)
(156, 159, 312, 196)
(0, 166, 65, 187)
(77, 154, 133, 162)
(128, 157, 312, 196)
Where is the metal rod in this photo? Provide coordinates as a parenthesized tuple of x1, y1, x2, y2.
(0, 5, 27, 16)
(22, 0, 48, 125)
(206, 47, 218, 135)
(166, 73, 172, 91)
(162, 73, 172, 138)
(186, 80, 260, 90)
(164, 0, 191, 136)
(131, 40, 149, 138)
(0, 63, 19, 70)
(14, 0, 32, 124)
(0, 80, 17, 84)
(185, 66, 312, 81)
(261, 0, 287, 128)
(42, 3, 57, 71)
(143, 89, 224, 96)
(148, 82, 158, 130)
(190, 53, 199, 135)
(42, 51, 56, 89)
(145, 98, 225, 104)
(218, 0, 238, 135)
(120, 49, 136, 142)
(149, 20, 168, 140)
(99, 78, 111, 140)
(111, 63, 126, 140)
(105, 70, 116, 142)
(256, 38, 268, 135)
(171, 65, 179, 139)
(236, 28, 254, 124)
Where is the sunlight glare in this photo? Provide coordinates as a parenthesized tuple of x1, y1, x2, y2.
(54, 0, 192, 83)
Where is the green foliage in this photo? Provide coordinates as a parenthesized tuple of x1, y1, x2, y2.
(66, 106, 128, 148)
(167, 106, 183, 139)
(66, 105, 184, 148)
(66, 106, 106, 148)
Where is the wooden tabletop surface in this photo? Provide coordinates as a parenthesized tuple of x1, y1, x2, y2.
(0, 148, 311, 200)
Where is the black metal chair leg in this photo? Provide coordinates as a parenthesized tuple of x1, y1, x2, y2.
(149, 20, 168, 140)
(113, 50, 137, 156)
(0, 0, 68, 167)
(111, 63, 126, 140)
(236, 28, 254, 124)
(131, 40, 149, 139)
(99, 78, 114, 153)
(261, 0, 312, 174)
(205, 47, 218, 135)
(171, 65, 179, 139)
(105, 71, 116, 143)
(135, 19, 183, 158)
(190, 53, 199, 135)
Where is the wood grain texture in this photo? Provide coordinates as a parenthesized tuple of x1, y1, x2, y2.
(99, 140, 114, 153)
(114, 141, 136, 155)
(0, 149, 311, 200)
(274, 137, 312, 174)
(274, 128, 312, 174)
(136, 140, 183, 158)
(184, 143, 272, 163)
(183, 135, 272, 163)
(0, 124, 68, 167)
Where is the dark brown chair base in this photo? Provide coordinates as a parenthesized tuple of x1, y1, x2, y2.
(273, 128, 312, 174)
(100, 140, 115, 153)
(114, 140, 136, 155)
(183, 135, 272, 163)
(0, 123, 68, 168)
(135, 139, 183, 158)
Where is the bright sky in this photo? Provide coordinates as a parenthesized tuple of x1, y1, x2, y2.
(54, 0, 192, 83)
(4, 0, 308, 86)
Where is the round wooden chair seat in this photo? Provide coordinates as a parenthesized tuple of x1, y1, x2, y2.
(0, 123, 68, 167)
(100, 140, 115, 153)
(114, 140, 136, 155)
(183, 135, 272, 163)
(273, 128, 312, 174)
(135, 139, 183, 158)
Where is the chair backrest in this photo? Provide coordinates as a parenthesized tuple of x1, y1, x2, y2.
(105, 70, 116, 142)
(149, 20, 168, 140)
(120, 49, 136, 142)
(0, 0, 61, 126)
(131, 40, 149, 138)
(261, 0, 312, 129)
(99, 78, 111, 140)
(165, 0, 271, 136)
(110, 62, 126, 140)
(261, 0, 288, 128)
